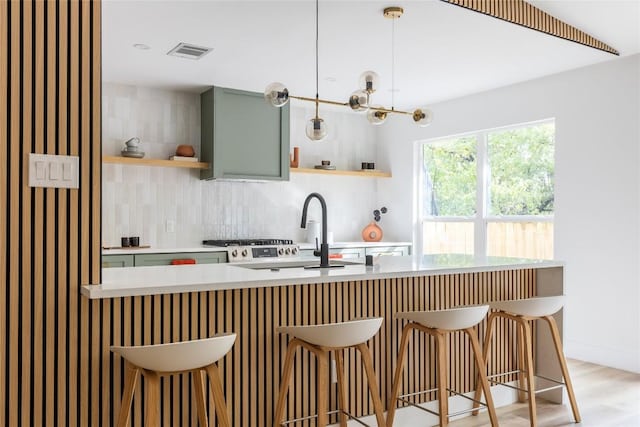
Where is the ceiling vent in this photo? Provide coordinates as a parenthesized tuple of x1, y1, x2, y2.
(167, 42, 213, 60)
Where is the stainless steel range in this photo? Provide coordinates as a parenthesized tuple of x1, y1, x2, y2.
(202, 239, 300, 262)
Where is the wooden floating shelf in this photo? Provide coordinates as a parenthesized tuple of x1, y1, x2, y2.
(291, 167, 391, 178)
(103, 156, 209, 170)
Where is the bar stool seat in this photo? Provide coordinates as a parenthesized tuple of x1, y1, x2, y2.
(112, 333, 236, 427)
(472, 296, 581, 426)
(398, 305, 491, 331)
(387, 305, 499, 427)
(274, 318, 386, 427)
(277, 317, 383, 348)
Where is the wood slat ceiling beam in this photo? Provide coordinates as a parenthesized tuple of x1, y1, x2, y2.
(442, 0, 619, 56)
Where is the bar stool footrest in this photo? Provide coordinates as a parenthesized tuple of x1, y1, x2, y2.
(280, 409, 375, 427)
(488, 371, 568, 395)
(397, 387, 492, 418)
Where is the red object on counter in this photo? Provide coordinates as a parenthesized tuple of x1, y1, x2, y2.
(328, 253, 343, 259)
(171, 259, 196, 265)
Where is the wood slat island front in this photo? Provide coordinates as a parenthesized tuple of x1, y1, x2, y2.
(82, 257, 564, 426)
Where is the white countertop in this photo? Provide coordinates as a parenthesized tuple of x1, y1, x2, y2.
(82, 254, 562, 299)
(102, 241, 412, 255)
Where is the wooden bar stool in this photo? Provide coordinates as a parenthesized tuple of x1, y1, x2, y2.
(472, 296, 581, 426)
(111, 333, 236, 427)
(274, 318, 386, 427)
(387, 305, 499, 427)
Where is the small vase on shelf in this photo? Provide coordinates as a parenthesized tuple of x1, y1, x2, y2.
(362, 221, 383, 242)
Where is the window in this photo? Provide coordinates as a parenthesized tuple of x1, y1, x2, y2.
(419, 120, 554, 259)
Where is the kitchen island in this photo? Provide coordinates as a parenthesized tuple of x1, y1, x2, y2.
(82, 255, 564, 426)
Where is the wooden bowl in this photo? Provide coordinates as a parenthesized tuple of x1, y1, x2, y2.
(175, 144, 195, 157)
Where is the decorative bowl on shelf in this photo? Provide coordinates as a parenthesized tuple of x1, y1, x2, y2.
(120, 150, 145, 158)
(175, 144, 195, 157)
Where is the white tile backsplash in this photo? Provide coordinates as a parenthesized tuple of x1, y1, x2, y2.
(102, 83, 383, 248)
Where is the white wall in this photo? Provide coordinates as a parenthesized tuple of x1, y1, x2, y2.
(377, 55, 640, 373)
(102, 83, 383, 247)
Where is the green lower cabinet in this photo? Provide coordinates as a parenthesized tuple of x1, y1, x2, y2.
(102, 254, 134, 268)
(134, 252, 228, 267)
(365, 246, 410, 257)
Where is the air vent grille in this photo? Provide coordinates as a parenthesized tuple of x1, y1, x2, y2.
(167, 42, 213, 60)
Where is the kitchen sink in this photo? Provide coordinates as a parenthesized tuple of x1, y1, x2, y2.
(235, 259, 362, 270)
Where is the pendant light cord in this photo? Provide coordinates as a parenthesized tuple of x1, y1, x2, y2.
(391, 15, 395, 111)
(315, 0, 319, 119)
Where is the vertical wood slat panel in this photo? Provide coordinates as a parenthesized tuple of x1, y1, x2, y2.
(20, 1, 33, 425)
(0, 4, 6, 426)
(45, 0, 58, 423)
(8, 1, 22, 426)
(2, 0, 101, 425)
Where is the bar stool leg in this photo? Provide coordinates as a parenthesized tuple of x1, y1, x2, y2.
(205, 363, 231, 427)
(465, 328, 499, 426)
(357, 343, 386, 426)
(144, 370, 161, 427)
(117, 363, 140, 427)
(520, 319, 537, 427)
(516, 320, 527, 403)
(274, 340, 299, 426)
(386, 323, 413, 427)
(315, 349, 329, 427)
(435, 332, 449, 427)
(543, 315, 581, 423)
(193, 369, 209, 427)
(335, 350, 348, 427)
(472, 312, 497, 415)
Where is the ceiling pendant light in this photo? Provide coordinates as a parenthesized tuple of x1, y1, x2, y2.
(264, 5, 433, 136)
(305, 0, 328, 141)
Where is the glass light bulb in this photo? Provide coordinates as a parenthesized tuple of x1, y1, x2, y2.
(366, 106, 387, 126)
(412, 107, 434, 127)
(305, 117, 328, 141)
(358, 70, 380, 94)
(264, 82, 289, 107)
(348, 90, 369, 112)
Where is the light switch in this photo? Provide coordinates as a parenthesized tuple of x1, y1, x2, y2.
(49, 162, 60, 180)
(62, 161, 72, 181)
(35, 161, 46, 180)
(29, 153, 79, 189)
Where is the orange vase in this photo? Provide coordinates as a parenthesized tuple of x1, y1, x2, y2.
(362, 222, 383, 242)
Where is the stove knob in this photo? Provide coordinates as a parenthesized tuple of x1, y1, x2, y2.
(278, 248, 284, 255)
(231, 249, 238, 258)
(292, 247, 298, 255)
(285, 248, 291, 255)
(242, 249, 249, 257)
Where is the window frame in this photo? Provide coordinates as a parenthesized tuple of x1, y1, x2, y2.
(417, 119, 555, 257)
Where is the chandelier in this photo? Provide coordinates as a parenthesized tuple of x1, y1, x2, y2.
(264, 4, 433, 141)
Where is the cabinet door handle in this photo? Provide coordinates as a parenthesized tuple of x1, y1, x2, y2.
(170, 259, 196, 265)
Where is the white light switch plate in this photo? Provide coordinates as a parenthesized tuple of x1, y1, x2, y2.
(29, 153, 79, 189)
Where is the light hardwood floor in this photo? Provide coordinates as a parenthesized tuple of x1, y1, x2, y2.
(451, 359, 640, 427)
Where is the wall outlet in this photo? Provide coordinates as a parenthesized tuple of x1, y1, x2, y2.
(166, 219, 176, 233)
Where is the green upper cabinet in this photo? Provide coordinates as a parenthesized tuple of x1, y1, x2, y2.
(200, 86, 290, 180)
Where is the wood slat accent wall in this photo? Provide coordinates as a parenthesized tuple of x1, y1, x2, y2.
(1, 1, 101, 425)
(103, 270, 534, 427)
(441, 0, 619, 56)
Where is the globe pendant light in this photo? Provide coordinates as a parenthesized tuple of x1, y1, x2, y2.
(264, 5, 433, 135)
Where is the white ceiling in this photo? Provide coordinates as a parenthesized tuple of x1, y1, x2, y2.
(102, 0, 640, 109)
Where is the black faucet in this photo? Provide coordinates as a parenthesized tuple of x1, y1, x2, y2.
(300, 192, 331, 268)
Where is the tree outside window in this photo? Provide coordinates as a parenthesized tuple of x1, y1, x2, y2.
(420, 121, 554, 259)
